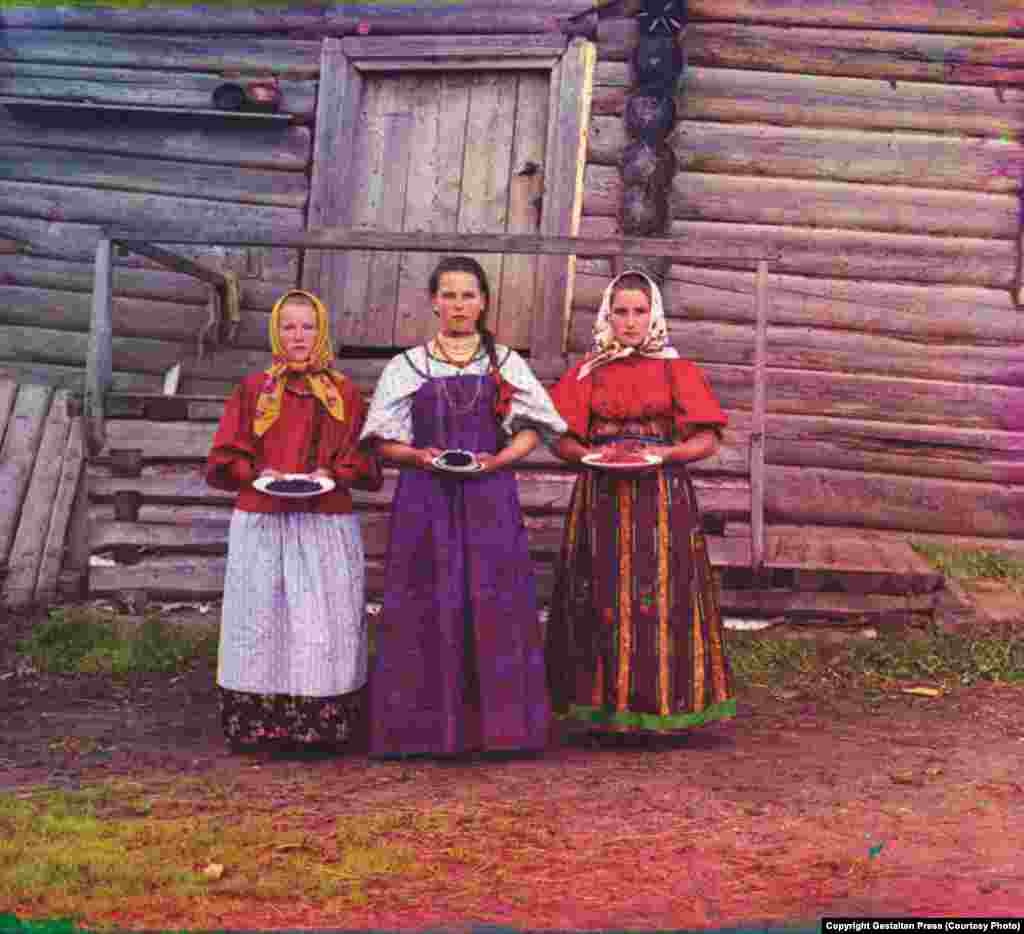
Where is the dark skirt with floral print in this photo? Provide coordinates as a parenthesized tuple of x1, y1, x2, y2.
(219, 686, 366, 749)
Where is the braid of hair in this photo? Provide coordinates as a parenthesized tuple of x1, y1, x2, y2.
(479, 326, 500, 374)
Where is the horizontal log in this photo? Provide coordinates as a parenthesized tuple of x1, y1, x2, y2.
(757, 524, 1024, 560)
(573, 268, 1022, 345)
(571, 220, 1017, 289)
(0, 145, 309, 209)
(665, 221, 1016, 289)
(0, 285, 279, 352)
(98, 226, 769, 268)
(102, 406, 1024, 485)
(600, 22, 1024, 86)
(0, 106, 313, 170)
(339, 34, 568, 60)
(684, 0, 1024, 34)
(95, 417, 750, 475)
(87, 465, 752, 520)
(5, 1, 1015, 36)
(703, 363, 1024, 430)
(678, 68, 1024, 138)
(0, 359, 232, 397)
(764, 465, 1024, 538)
(0, 323, 283, 385)
(584, 163, 1019, 236)
(0, 214, 300, 278)
(0, 180, 305, 237)
(719, 588, 939, 617)
(0, 64, 316, 118)
(0, 254, 287, 307)
(0, 30, 322, 77)
(591, 67, 1024, 138)
(666, 122, 1024, 194)
(569, 312, 1024, 386)
(2, 5, 596, 36)
(668, 173, 1018, 239)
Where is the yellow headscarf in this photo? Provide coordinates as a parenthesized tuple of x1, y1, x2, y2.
(253, 289, 347, 437)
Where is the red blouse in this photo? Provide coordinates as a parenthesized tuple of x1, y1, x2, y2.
(549, 356, 727, 442)
(205, 371, 381, 514)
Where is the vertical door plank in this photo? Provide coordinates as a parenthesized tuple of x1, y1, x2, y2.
(362, 73, 416, 347)
(497, 71, 549, 349)
(459, 72, 518, 339)
(394, 73, 472, 347)
(335, 77, 388, 346)
(0, 383, 54, 567)
(304, 38, 364, 341)
(534, 38, 593, 362)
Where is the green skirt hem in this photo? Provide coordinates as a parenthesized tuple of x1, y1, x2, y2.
(559, 698, 737, 732)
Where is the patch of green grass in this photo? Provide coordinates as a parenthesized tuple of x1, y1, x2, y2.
(912, 542, 1024, 593)
(16, 607, 218, 677)
(0, 786, 433, 921)
(726, 632, 817, 687)
(845, 625, 1024, 687)
(729, 622, 1024, 691)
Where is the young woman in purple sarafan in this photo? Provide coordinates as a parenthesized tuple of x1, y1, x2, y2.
(361, 257, 567, 758)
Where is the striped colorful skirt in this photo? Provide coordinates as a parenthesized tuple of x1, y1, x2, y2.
(546, 462, 735, 733)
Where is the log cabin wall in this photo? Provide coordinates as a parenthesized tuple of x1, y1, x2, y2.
(1, 0, 1023, 616)
(577, 0, 1024, 542)
(0, 24, 323, 395)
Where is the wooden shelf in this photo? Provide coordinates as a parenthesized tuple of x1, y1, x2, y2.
(0, 96, 296, 122)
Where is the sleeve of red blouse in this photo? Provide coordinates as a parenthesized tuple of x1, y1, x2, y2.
(547, 361, 593, 442)
(205, 383, 259, 491)
(670, 360, 728, 434)
(331, 383, 383, 492)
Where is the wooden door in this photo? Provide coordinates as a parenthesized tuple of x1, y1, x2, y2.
(338, 70, 547, 350)
(304, 36, 594, 359)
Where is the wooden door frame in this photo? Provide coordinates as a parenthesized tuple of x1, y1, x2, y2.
(304, 34, 595, 364)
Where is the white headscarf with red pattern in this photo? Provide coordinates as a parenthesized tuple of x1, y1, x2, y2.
(578, 269, 678, 381)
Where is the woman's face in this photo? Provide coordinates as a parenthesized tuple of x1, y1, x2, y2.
(434, 271, 485, 337)
(278, 298, 318, 363)
(609, 287, 652, 347)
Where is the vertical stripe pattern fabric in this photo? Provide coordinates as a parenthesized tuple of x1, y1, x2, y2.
(547, 463, 735, 732)
(217, 510, 367, 697)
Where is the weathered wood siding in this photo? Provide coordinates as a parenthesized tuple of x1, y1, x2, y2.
(576, 1, 1024, 540)
(0, 29, 318, 393)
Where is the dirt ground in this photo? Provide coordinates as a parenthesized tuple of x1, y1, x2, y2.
(2, 600, 1023, 930)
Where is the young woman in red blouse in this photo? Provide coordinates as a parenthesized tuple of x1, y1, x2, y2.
(546, 270, 735, 735)
(206, 290, 381, 754)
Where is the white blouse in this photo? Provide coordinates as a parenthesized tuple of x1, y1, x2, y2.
(360, 344, 567, 445)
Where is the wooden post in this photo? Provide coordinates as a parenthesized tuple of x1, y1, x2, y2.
(85, 238, 114, 456)
(750, 260, 768, 576)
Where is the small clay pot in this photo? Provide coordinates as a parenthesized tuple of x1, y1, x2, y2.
(245, 79, 282, 112)
(211, 82, 245, 111)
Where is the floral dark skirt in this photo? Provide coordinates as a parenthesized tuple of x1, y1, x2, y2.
(219, 686, 366, 750)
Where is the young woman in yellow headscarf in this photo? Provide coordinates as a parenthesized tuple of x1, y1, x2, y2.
(206, 290, 381, 755)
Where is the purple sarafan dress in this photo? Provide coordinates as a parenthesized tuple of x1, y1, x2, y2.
(361, 347, 566, 757)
